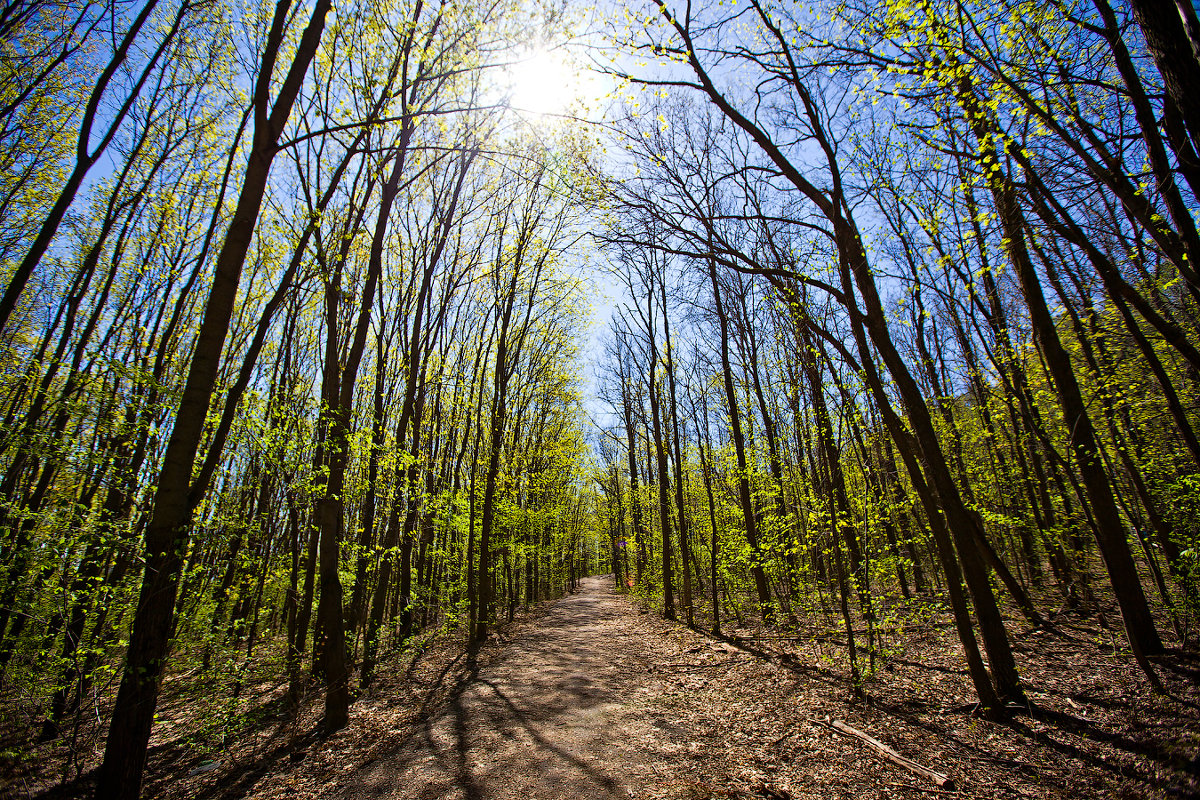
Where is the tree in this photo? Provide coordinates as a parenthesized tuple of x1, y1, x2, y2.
(97, 1, 332, 792)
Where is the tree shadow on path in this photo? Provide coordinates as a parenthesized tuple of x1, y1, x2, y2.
(345, 579, 641, 800)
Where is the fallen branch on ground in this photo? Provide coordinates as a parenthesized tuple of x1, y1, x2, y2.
(824, 718, 956, 790)
(884, 783, 961, 795)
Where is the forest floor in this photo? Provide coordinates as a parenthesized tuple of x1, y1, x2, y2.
(9, 575, 1200, 799)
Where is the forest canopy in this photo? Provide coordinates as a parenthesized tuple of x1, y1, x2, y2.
(0, 0, 1198, 797)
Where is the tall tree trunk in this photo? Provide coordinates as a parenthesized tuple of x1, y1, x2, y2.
(1129, 0, 1200, 170)
(706, 254, 773, 623)
(958, 82, 1164, 660)
(96, 3, 331, 793)
(648, 374, 676, 620)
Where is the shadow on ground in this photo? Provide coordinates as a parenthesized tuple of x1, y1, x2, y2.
(344, 577, 656, 800)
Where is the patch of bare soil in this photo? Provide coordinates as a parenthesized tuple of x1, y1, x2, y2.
(149, 576, 702, 799)
(14, 577, 1200, 800)
(341, 575, 685, 799)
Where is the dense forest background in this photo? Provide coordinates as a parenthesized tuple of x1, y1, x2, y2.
(0, 0, 1198, 797)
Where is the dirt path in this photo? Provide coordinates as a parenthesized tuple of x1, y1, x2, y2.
(345, 576, 685, 799)
(164, 574, 1197, 800)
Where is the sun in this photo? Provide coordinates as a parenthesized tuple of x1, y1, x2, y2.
(505, 46, 597, 119)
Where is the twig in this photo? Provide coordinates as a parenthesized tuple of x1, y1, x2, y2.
(884, 783, 960, 795)
(656, 662, 732, 669)
(827, 718, 956, 790)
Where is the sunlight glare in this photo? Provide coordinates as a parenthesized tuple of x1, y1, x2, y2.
(506, 47, 594, 118)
